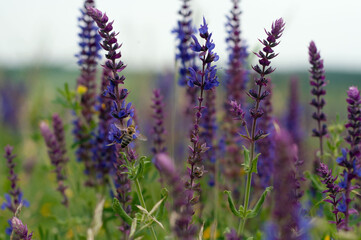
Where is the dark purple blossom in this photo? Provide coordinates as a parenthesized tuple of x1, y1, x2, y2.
(1, 146, 29, 214)
(151, 89, 167, 154)
(317, 162, 343, 228)
(309, 41, 327, 158)
(1, 146, 29, 236)
(225, 0, 249, 105)
(154, 153, 196, 239)
(286, 76, 302, 147)
(11, 217, 33, 240)
(40, 118, 69, 207)
(221, 0, 249, 193)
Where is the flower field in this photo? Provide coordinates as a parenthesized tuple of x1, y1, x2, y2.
(1, 0, 361, 239)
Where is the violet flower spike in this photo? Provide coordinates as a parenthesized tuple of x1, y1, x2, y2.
(335, 86, 361, 230)
(73, 0, 102, 187)
(151, 89, 167, 154)
(225, 0, 249, 105)
(317, 162, 342, 228)
(40, 120, 69, 207)
(185, 17, 218, 212)
(1, 146, 29, 236)
(221, 0, 248, 192)
(172, 0, 197, 86)
(309, 41, 327, 159)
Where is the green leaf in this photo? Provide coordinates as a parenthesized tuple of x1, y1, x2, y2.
(129, 216, 138, 239)
(134, 157, 145, 180)
(155, 188, 168, 220)
(304, 171, 324, 191)
(247, 186, 273, 219)
(224, 190, 241, 217)
(112, 198, 133, 225)
(250, 153, 261, 174)
(242, 146, 251, 172)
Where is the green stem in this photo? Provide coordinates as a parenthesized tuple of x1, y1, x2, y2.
(238, 171, 252, 235)
(237, 83, 262, 236)
(134, 179, 158, 240)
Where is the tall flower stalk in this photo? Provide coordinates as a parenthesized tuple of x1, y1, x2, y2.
(87, 7, 158, 239)
(335, 86, 361, 230)
(222, 0, 249, 191)
(151, 89, 167, 154)
(309, 41, 327, 160)
(74, 0, 101, 186)
(225, 18, 285, 236)
(40, 115, 69, 207)
(240, 18, 284, 234)
(186, 17, 219, 215)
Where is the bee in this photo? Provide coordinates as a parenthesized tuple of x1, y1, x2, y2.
(113, 122, 147, 148)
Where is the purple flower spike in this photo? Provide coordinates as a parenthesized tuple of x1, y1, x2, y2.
(335, 86, 361, 230)
(309, 41, 327, 158)
(11, 217, 33, 240)
(172, 0, 197, 86)
(187, 18, 219, 90)
(40, 119, 69, 207)
(74, 0, 102, 187)
(184, 17, 219, 218)
(1, 146, 29, 214)
(229, 100, 246, 125)
(317, 162, 342, 228)
(151, 89, 167, 154)
(252, 18, 285, 86)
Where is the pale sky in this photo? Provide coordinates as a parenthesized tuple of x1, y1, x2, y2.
(1, 0, 361, 72)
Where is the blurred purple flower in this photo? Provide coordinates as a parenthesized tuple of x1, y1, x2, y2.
(151, 89, 167, 154)
(172, 0, 197, 86)
(73, 0, 102, 186)
(309, 41, 327, 158)
(40, 118, 69, 207)
(317, 162, 342, 228)
(11, 217, 33, 240)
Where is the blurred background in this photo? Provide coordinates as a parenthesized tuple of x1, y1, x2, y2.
(1, 0, 361, 238)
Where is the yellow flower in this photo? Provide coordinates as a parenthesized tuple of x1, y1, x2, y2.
(203, 226, 219, 239)
(77, 85, 88, 95)
(324, 235, 330, 240)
